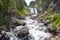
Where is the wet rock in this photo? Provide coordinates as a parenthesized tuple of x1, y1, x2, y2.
(16, 27, 29, 40)
(44, 20, 52, 26)
(19, 27, 29, 35)
(22, 22, 26, 26)
(3, 33, 10, 40)
(57, 29, 60, 33)
(0, 28, 10, 40)
(57, 29, 60, 37)
(18, 16, 25, 20)
(51, 36, 60, 40)
(48, 26, 57, 35)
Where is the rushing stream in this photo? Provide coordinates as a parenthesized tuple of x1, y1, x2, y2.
(5, 11, 51, 40)
(6, 0, 51, 40)
(23, 16, 51, 40)
(6, 11, 51, 40)
(9, 15, 51, 40)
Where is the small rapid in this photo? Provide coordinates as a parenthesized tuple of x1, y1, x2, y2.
(6, 0, 51, 39)
(10, 15, 51, 40)
(5, 15, 51, 40)
(23, 16, 51, 40)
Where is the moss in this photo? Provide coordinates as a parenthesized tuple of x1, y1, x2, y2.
(48, 14, 60, 30)
(17, 20, 23, 24)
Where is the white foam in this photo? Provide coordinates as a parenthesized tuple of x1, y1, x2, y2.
(25, 0, 35, 6)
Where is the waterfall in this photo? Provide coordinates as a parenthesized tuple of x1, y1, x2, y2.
(25, 0, 35, 6)
(28, 8, 37, 17)
(5, 0, 51, 40)
(6, 16, 51, 40)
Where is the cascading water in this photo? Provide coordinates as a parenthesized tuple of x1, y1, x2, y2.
(23, 16, 51, 40)
(7, 11, 51, 40)
(6, 0, 51, 40)
(22, 0, 51, 39)
(25, 0, 35, 6)
(11, 15, 51, 40)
